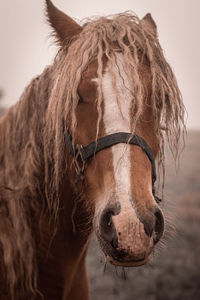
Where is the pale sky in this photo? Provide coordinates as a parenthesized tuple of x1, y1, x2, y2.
(0, 0, 199, 129)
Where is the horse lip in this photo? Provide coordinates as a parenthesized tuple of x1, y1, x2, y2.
(106, 255, 150, 267)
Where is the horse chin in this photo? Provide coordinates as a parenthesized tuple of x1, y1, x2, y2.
(96, 231, 153, 268)
(106, 255, 150, 267)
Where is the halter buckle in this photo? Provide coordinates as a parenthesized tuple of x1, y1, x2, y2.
(73, 144, 85, 179)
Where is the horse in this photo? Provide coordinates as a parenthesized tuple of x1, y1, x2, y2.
(0, 0, 185, 299)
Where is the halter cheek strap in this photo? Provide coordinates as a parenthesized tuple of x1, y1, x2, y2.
(65, 131, 157, 184)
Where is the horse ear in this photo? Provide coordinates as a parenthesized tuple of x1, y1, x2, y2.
(45, 0, 82, 45)
(141, 13, 157, 37)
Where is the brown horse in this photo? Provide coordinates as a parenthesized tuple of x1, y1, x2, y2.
(0, 0, 185, 299)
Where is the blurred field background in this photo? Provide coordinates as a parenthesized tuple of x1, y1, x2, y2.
(86, 130, 200, 300)
(0, 93, 199, 299)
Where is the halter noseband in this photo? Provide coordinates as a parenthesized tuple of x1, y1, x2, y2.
(65, 131, 157, 184)
(65, 131, 161, 203)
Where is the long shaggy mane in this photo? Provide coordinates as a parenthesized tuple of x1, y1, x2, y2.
(0, 13, 185, 298)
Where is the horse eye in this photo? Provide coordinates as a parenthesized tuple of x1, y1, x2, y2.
(78, 97, 83, 104)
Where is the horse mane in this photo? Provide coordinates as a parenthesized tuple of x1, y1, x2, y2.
(0, 67, 54, 298)
(0, 12, 185, 298)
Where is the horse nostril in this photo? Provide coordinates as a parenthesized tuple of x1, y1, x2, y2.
(143, 216, 155, 238)
(99, 204, 120, 247)
(153, 207, 164, 244)
(111, 236, 118, 249)
(100, 209, 114, 241)
(142, 206, 164, 243)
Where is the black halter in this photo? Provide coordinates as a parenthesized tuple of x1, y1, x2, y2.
(65, 131, 157, 184)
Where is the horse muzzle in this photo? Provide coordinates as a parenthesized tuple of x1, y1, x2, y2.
(95, 200, 164, 266)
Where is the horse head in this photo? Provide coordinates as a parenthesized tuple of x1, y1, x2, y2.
(46, 0, 184, 267)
